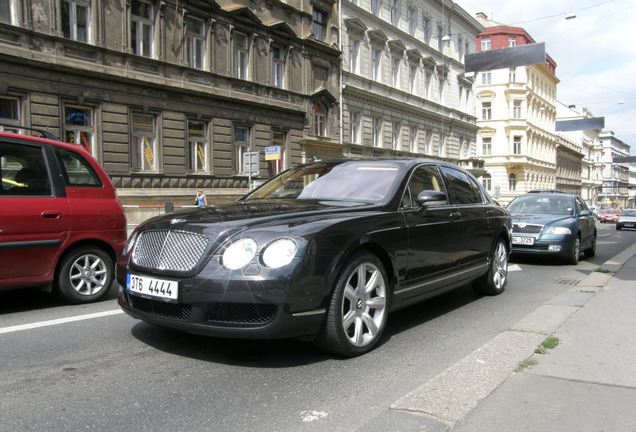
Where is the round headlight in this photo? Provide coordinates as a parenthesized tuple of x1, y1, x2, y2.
(262, 238, 298, 269)
(222, 238, 257, 270)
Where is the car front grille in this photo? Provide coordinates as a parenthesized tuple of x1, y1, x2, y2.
(512, 223, 543, 234)
(132, 229, 208, 271)
(208, 303, 277, 325)
(130, 296, 192, 321)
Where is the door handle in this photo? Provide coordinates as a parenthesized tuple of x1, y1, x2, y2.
(449, 212, 461, 220)
(41, 210, 63, 219)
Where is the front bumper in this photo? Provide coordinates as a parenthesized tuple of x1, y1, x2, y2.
(116, 257, 330, 340)
(510, 235, 575, 258)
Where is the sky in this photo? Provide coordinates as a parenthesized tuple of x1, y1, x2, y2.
(457, 0, 636, 155)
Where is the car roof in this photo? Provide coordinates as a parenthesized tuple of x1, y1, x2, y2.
(0, 130, 94, 156)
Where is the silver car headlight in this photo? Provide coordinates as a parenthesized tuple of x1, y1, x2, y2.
(222, 238, 257, 270)
(262, 238, 298, 269)
(544, 227, 571, 235)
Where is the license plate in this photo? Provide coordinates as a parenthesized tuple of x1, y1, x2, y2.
(624, 223, 635, 228)
(513, 236, 535, 245)
(127, 274, 179, 301)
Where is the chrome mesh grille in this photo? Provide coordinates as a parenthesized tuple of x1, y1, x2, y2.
(512, 224, 543, 234)
(132, 230, 209, 271)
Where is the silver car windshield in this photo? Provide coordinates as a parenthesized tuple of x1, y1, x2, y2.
(244, 161, 402, 203)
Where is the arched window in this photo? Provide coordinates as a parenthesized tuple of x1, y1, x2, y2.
(315, 102, 327, 137)
(509, 173, 517, 191)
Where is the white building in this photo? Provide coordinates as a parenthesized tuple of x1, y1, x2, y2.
(340, 0, 483, 163)
(599, 131, 631, 209)
(474, 15, 559, 204)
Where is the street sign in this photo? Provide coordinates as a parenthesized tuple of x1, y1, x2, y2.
(265, 146, 281, 161)
(243, 151, 259, 176)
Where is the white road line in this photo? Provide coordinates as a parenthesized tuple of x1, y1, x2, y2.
(0, 309, 124, 335)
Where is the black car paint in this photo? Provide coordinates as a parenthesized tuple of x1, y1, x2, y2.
(117, 159, 511, 344)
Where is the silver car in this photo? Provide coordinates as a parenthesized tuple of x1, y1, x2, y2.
(616, 209, 636, 230)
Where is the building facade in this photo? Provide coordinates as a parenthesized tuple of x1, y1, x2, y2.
(555, 134, 583, 196)
(0, 0, 341, 215)
(599, 131, 631, 209)
(555, 105, 603, 206)
(340, 0, 482, 165)
(473, 13, 559, 204)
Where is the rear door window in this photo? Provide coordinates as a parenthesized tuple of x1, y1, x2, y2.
(0, 141, 52, 196)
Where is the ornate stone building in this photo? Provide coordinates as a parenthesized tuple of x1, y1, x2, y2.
(0, 0, 340, 218)
(340, 0, 482, 165)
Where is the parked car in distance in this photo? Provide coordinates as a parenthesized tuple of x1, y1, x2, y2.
(599, 208, 621, 223)
(507, 192, 596, 265)
(0, 126, 127, 303)
(616, 209, 636, 230)
(118, 159, 512, 357)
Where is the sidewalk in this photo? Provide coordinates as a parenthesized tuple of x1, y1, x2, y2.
(361, 244, 636, 432)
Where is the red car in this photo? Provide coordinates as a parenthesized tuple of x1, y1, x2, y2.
(1, 126, 127, 303)
(599, 208, 621, 223)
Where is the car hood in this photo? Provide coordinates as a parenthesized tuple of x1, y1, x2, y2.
(510, 213, 574, 225)
(136, 199, 380, 248)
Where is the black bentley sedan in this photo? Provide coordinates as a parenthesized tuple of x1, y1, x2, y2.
(117, 159, 511, 356)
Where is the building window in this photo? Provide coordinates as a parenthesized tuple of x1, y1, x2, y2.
(482, 137, 492, 155)
(513, 136, 522, 154)
(424, 129, 432, 154)
(349, 39, 359, 74)
(458, 36, 464, 60)
(372, 117, 382, 147)
(233, 125, 250, 174)
(62, 0, 90, 43)
(408, 7, 416, 35)
(349, 111, 360, 144)
(64, 106, 94, 155)
(0, 0, 12, 23)
(409, 65, 416, 93)
(509, 67, 516, 82)
(188, 121, 207, 173)
(186, 17, 205, 70)
(423, 15, 430, 43)
(131, 0, 154, 58)
(424, 71, 431, 99)
(481, 71, 491, 84)
(409, 126, 417, 153)
(0, 97, 20, 129)
(482, 101, 491, 120)
(513, 100, 522, 118)
(131, 113, 157, 172)
(391, 57, 400, 88)
(372, 49, 381, 82)
(508, 36, 516, 47)
(392, 121, 400, 150)
(371, 0, 380, 16)
(233, 32, 249, 80)
(315, 102, 327, 137)
(482, 174, 492, 190)
(272, 45, 285, 88)
(312, 8, 327, 41)
(509, 173, 517, 191)
(437, 25, 443, 51)
(270, 130, 286, 175)
(481, 36, 491, 51)
(390, 0, 398, 26)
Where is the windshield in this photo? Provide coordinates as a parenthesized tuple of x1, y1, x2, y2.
(621, 209, 636, 217)
(243, 161, 402, 203)
(507, 195, 574, 216)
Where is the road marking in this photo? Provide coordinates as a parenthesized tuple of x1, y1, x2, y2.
(0, 309, 124, 335)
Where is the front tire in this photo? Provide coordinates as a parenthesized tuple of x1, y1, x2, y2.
(56, 246, 114, 304)
(315, 251, 389, 357)
(473, 239, 508, 296)
(567, 236, 581, 265)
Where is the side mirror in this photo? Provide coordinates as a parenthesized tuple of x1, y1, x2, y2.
(580, 210, 592, 216)
(416, 190, 447, 206)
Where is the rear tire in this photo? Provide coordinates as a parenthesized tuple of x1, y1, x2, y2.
(315, 251, 389, 357)
(56, 246, 114, 304)
(584, 233, 597, 258)
(473, 239, 508, 296)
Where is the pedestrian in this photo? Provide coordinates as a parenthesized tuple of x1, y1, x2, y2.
(195, 188, 207, 207)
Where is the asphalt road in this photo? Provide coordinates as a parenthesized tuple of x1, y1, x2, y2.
(1, 224, 633, 432)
